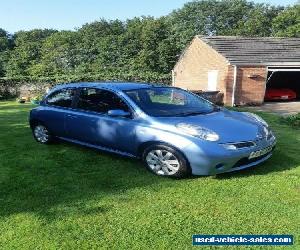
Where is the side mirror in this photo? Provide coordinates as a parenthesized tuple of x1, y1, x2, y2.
(107, 109, 131, 117)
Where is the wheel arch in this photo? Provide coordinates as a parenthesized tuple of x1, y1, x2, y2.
(29, 119, 41, 129)
(138, 141, 191, 166)
(29, 119, 48, 131)
(138, 140, 192, 177)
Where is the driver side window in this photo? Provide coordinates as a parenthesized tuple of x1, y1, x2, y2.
(76, 88, 129, 113)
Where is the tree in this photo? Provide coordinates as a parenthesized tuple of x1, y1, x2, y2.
(1, 0, 299, 83)
(135, 17, 169, 72)
(33, 31, 82, 77)
(0, 29, 12, 77)
(77, 19, 125, 69)
(167, 0, 283, 51)
(272, 5, 300, 37)
(5, 29, 57, 77)
(168, 0, 250, 49)
(236, 4, 283, 36)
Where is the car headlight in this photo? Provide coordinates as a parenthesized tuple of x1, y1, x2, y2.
(176, 123, 219, 141)
(243, 112, 269, 127)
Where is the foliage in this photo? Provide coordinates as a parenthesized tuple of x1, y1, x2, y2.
(0, 72, 171, 100)
(236, 3, 284, 37)
(0, 0, 299, 86)
(0, 78, 20, 100)
(31, 95, 42, 101)
(281, 113, 300, 128)
(0, 28, 12, 77)
(5, 29, 57, 77)
(272, 5, 300, 37)
(166, 0, 284, 50)
(1, 71, 171, 84)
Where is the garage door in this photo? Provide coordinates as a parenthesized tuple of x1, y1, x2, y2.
(265, 67, 300, 102)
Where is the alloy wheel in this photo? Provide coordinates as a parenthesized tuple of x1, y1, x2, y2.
(34, 125, 49, 143)
(145, 149, 180, 176)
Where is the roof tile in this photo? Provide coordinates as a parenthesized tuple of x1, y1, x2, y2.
(199, 36, 300, 66)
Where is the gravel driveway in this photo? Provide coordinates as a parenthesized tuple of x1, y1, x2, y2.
(248, 101, 300, 116)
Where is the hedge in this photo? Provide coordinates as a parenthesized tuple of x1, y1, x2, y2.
(0, 72, 172, 99)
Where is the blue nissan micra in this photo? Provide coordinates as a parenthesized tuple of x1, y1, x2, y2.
(29, 82, 276, 178)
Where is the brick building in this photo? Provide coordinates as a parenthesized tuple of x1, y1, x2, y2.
(172, 36, 300, 106)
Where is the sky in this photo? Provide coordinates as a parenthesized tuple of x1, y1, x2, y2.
(0, 0, 298, 33)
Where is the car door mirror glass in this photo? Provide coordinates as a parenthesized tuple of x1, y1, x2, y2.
(107, 109, 131, 117)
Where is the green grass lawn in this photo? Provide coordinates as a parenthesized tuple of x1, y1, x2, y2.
(0, 101, 299, 249)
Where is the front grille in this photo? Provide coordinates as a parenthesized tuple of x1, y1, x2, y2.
(232, 146, 275, 169)
(267, 131, 275, 141)
(223, 141, 256, 149)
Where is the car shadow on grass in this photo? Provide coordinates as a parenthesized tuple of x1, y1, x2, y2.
(0, 145, 171, 221)
(0, 121, 173, 221)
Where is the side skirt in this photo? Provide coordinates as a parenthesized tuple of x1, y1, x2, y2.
(58, 136, 137, 158)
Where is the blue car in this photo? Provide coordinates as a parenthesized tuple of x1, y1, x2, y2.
(29, 82, 276, 178)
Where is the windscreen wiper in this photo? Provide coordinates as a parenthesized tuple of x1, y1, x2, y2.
(173, 111, 206, 117)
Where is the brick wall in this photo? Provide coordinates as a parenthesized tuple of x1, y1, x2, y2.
(173, 37, 229, 93)
(19, 83, 50, 98)
(224, 66, 267, 105)
(173, 37, 268, 106)
(0, 83, 50, 100)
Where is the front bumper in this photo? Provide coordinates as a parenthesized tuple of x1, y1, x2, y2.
(183, 137, 276, 175)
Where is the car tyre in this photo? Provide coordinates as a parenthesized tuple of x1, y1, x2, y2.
(32, 124, 54, 144)
(142, 144, 191, 178)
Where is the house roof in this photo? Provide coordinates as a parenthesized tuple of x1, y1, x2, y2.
(199, 36, 300, 66)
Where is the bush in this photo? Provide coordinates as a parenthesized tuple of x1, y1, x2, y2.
(281, 113, 300, 128)
(0, 73, 172, 100)
(0, 79, 20, 100)
(0, 72, 171, 85)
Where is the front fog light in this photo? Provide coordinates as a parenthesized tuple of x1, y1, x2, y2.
(222, 144, 237, 150)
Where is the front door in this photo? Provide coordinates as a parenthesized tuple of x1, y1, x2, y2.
(43, 88, 76, 137)
(207, 70, 218, 91)
(65, 88, 137, 154)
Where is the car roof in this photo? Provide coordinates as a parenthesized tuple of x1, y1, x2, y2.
(52, 82, 167, 91)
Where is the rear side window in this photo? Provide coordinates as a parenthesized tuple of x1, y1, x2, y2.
(77, 88, 129, 113)
(46, 88, 75, 108)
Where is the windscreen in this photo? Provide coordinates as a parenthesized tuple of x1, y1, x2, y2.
(124, 87, 217, 117)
